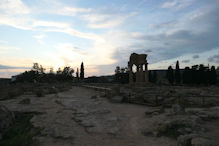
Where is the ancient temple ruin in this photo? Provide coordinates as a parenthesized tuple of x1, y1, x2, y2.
(128, 53, 148, 84)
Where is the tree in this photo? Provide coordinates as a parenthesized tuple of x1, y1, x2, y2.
(148, 71, 152, 82)
(152, 71, 157, 83)
(39, 65, 45, 74)
(183, 67, 191, 84)
(114, 66, 129, 84)
(210, 66, 217, 84)
(62, 66, 74, 77)
(32, 63, 40, 74)
(56, 67, 62, 75)
(49, 67, 54, 74)
(115, 66, 120, 74)
(76, 68, 79, 80)
(175, 60, 181, 84)
(80, 62, 84, 79)
(167, 66, 174, 84)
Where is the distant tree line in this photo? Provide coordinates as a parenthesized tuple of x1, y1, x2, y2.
(166, 61, 217, 85)
(148, 70, 157, 83)
(15, 62, 85, 83)
(114, 66, 129, 84)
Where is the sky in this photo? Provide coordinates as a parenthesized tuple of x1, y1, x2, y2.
(0, 0, 219, 78)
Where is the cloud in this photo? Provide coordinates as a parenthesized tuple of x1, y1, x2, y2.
(0, 0, 30, 15)
(57, 43, 88, 56)
(33, 34, 45, 45)
(0, 0, 104, 42)
(149, 21, 177, 29)
(181, 59, 190, 63)
(0, 40, 8, 44)
(82, 12, 137, 29)
(0, 64, 30, 69)
(0, 46, 21, 52)
(161, 0, 194, 10)
(57, 6, 92, 16)
(208, 54, 219, 63)
(192, 55, 199, 59)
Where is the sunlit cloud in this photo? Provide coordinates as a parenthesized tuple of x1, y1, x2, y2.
(82, 12, 137, 28)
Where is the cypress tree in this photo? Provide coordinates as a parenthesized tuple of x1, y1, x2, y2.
(175, 60, 181, 84)
(80, 62, 84, 79)
(76, 68, 79, 80)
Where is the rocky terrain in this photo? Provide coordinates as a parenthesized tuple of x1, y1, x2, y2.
(0, 85, 219, 146)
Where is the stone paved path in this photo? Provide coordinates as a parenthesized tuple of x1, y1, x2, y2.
(0, 86, 176, 146)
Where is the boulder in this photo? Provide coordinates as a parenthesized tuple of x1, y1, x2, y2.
(177, 134, 197, 146)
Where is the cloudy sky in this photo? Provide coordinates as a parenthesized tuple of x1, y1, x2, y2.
(0, 0, 219, 78)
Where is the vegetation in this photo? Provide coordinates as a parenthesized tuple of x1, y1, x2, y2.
(165, 61, 217, 85)
(114, 66, 129, 84)
(80, 62, 84, 79)
(167, 66, 174, 84)
(182, 64, 217, 85)
(0, 112, 40, 146)
(175, 60, 181, 84)
(76, 68, 79, 81)
(15, 63, 75, 83)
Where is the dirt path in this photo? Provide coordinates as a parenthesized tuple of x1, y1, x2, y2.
(0, 86, 176, 146)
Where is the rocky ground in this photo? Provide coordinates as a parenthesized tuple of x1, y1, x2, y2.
(0, 85, 219, 146)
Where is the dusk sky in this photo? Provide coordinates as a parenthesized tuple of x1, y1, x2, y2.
(0, 0, 219, 78)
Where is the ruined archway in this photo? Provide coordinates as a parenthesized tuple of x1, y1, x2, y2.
(128, 53, 148, 84)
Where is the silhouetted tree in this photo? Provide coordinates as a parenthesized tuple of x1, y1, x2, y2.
(39, 65, 45, 74)
(32, 63, 40, 74)
(175, 60, 181, 84)
(210, 66, 217, 84)
(183, 67, 191, 84)
(62, 66, 74, 77)
(148, 71, 152, 82)
(80, 62, 84, 79)
(114, 66, 128, 84)
(56, 67, 62, 75)
(49, 67, 54, 74)
(167, 66, 174, 84)
(152, 71, 157, 83)
(115, 66, 120, 74)
(76, 68, 79, 80)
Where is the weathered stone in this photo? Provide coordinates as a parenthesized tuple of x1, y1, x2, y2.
(177, 134, 197, 146)
(191, 137, 217, 146)
(172, 104, 185, 115)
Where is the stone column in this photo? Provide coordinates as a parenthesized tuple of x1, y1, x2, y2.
(144, 63, 148, 82)
(129, 64, 133, 84)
